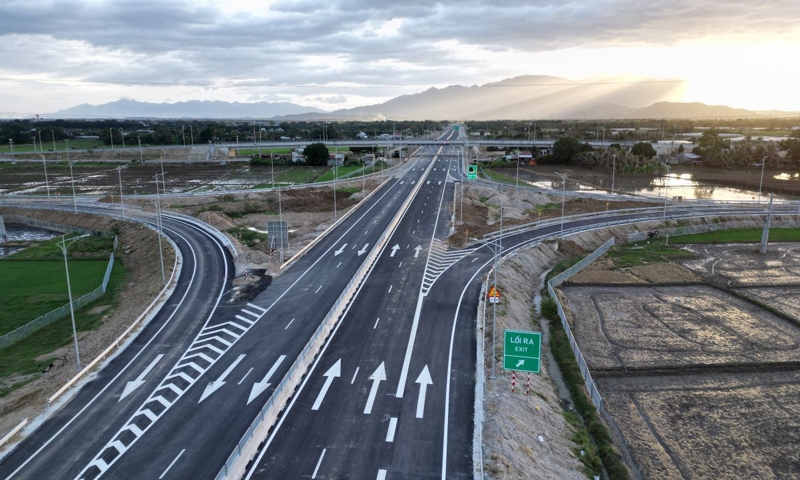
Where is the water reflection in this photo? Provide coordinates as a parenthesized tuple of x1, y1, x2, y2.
(0, 224, 60, 258)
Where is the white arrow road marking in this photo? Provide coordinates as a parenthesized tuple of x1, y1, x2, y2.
(357, 243, 370, 256)
(334, 243, 347, 256)
(390, 244, 400, 257)
(364, 362, 386, 414)
(247, 355, 287, 405)
(311, 359, 341, 411)
(414, 246, 423, 258)
(199, 354, 246, 403)
(120, 354, 164, 402)
(415, 365, 433, 418)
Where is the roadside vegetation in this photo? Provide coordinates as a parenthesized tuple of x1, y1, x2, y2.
(0, 235, 125, 393)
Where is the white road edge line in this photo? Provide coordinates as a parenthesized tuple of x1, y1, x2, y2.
(158, 449, 185, 479)
(312, 448, 326, 479)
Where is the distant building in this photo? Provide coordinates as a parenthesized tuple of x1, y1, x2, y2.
(328, 152, 345, 166)
(363, 153, 376, 165)
(518, 151, 533, 165)
(291, 149, 305, 163)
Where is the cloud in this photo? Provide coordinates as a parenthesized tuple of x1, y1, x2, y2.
(1, 0, 799, 113)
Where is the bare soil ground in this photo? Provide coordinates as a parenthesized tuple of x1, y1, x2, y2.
(559, 239, 800, 479)
(0, 208, 175, 443)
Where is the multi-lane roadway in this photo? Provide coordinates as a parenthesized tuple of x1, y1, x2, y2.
(2, 126, 797, 479)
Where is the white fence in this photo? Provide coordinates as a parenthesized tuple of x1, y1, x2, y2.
(0, 236, 117, 349)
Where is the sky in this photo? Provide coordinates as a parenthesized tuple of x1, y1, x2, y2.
(1, 0, 800, 116)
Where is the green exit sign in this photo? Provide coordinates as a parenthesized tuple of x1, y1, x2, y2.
(503, 330, 541, 373)
(467, 165, 477, 180)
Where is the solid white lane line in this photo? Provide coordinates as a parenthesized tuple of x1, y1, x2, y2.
(312, 449, 326, 479)
(388, 285, 393, 293)
(238, 367, 253, 385)
(377, 469, 387, 480)
(158, 449, 185, 479)
(315, 285, 322, 293)
(351, 367, 360, 384)
(386, 417, 398, 442)
(336, 261, 342, 268)
(399, 262, 402, 268)
(285, 318, 295, 329)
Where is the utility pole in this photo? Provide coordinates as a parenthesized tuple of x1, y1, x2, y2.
(120, 128, 125, 149)
(137, 136, 143, 164)
(109, 127, 114, 150)
(555, 172, 569, 236)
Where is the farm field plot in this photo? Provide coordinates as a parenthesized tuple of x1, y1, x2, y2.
(562, 285, 800, 371)
(599, 370, 800, 479)
(680, 243, 800, 287)
(559, 241, 800, 479)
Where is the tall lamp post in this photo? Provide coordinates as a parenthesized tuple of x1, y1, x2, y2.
(662, 163, 671, 219)
(758, 158, 766, 203)
(555, 172, 569, 236)
(137, 136, 143, 164)
(120, 128, 125, 149)
(109, 128, 114, 150)
(41, 155, 51, 199)
(153, 173, 166, 284)
(57, 234, 90, 370)
(51, 130, 57, 153)
(118, 166, 125, 219)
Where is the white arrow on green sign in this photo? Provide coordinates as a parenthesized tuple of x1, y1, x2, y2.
(503, 330, 541, 373)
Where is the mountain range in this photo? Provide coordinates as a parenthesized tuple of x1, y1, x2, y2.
(52, 76, 793, 121)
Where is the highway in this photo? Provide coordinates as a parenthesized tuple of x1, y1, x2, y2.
(0, 141, 453, 479)
(2, 125, 797, 479)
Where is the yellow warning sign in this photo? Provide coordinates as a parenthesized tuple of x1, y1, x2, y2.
(488, 285, 501, 299)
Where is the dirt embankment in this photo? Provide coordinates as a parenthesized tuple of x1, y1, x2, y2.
(140, 180, 382, 274)
(481, 243, 585, 479)
(0, 207, 175, 438)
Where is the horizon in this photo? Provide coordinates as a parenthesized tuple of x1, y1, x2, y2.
(2, 1, 800, 115)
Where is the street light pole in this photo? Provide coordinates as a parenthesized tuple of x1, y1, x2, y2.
(758, 158, 766, 203)
(154, 174, 166, 284)
(662, 163, 671, 219)
(67, 142, 78, 214)
(611, 154, 616, 194)
(57, 234, 90, 371)
(41, 155, 50, 199)
(51, 130, 56, 153)
(38, 130, 43, 153)
(120, 128, 125, 149)
(8, 139, 13, 161)
(118, 166, 125, 219)
(555, 172, 568, 236)
(137, 136, 143, 164)
(109, 128, 114, 150)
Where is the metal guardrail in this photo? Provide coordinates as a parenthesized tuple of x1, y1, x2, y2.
(0, 236, 117, 349)
(215, 146, 438, 480)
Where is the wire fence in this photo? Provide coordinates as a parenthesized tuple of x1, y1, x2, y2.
(0, 236, 117, 349)
(547, 237, 642, 479)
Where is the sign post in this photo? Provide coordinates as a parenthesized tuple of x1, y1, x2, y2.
(503, 330, 541, 374)
(487, 285, 500, 304)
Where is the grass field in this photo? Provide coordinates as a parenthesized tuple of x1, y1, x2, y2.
(1, 235, 117, 335)
(0, 260, 124, 382)
(605, 228, 800, 268)
(237, 148, 295, 155)
(0, 139, 105, 153)
(0, 260, 112, 336)
(315, 166, 363, 183)
(482, 166, 518, 184)
(273, 166, 327, 184)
